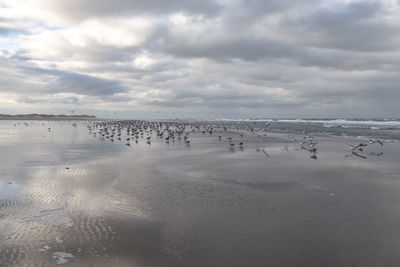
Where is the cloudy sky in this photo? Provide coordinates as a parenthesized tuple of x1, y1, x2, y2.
(0, 0, 399, 118)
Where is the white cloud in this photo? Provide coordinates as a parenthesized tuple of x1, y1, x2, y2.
(133, 54, 154, 70)
(18, 17, 153, 59)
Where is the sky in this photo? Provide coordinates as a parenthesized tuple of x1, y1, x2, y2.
(0, 0, 399, 119)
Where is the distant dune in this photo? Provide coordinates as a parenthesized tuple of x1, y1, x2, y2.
(0, 114, 97, 120)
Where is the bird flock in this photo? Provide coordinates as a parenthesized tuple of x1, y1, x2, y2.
(345, 139, 384, 159)
(84, 120, 385, 160)
(86, 120, 262, 152)
(87, 121, 193, 146)
(11, 119, 387, 160)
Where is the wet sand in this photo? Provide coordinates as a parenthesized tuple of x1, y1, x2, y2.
(1, 120, 400, 266)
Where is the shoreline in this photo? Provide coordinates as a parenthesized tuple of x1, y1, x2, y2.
(0, 114, 97, 120)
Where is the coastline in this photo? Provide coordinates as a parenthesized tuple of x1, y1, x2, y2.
(0, 114, 97, 120)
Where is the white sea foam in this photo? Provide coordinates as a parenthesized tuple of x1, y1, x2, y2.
(215, 118, 400, 127)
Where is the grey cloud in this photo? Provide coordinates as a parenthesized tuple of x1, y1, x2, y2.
(162, 34, 297, 61)
(0, 16, 33, 36)
(0, 27, 14, 35)
(161, 29, 400, 71)
(152, 0, 400, 70)
(147, 96, 306, 109)
(21, 67, 128, 96)
(141, 76, 305, 109)
(53, 71, 128, 96)
(41, 0, 222, 23)
(0, 26, 27, 36)
(279, 1, 400, 52)
(100, 94, 135, 102)
(228, 0, 318, 23)
(18, 95, 80, 104)
(2, 0, 400, 117)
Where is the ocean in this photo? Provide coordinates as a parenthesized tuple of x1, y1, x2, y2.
(204, 118, 400, 141)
